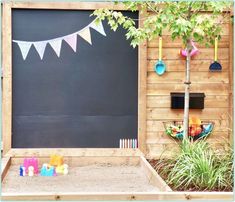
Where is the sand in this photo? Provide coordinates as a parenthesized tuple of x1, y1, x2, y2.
(2, 164, 160, 193)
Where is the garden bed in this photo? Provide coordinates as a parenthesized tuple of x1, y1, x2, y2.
(148, 159, 233, 192)
(147, 139, 233, 194)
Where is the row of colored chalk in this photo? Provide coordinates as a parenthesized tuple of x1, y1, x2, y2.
(119, 139, 137, 148)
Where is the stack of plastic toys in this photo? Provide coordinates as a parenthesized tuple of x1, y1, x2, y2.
(19, 157, 39, 177)
(19, 155, 68, 177)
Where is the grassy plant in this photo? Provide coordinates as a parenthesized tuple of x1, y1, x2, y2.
(154, 139, 233, 191)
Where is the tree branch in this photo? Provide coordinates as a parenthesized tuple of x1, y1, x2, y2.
(187, 2, 193, 20)
(146, 2, 159, 14)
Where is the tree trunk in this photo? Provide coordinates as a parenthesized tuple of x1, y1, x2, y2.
(183, 40, 192, 139)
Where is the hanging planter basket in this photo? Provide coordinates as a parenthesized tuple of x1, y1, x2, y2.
(163, 121, 215, 140)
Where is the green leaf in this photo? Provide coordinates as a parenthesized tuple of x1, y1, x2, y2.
(92, 1, 231, 49)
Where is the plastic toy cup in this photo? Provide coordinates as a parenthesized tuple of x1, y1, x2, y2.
(23, 157, 39, 174)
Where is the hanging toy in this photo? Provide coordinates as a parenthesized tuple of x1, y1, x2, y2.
(155, 36, 166, 75)
(180, 40, 199, 57)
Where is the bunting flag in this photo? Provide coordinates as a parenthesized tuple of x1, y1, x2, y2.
(13, 41, 32, 60)
(78, 28, 92, 45)
(13, 18, 106, 60)
(64, 34, 77, 52)
(49, 39, 62, 57)
(89, 20, 106, 36)
(33, 41, 47, 60)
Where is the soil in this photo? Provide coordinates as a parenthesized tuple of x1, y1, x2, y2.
(2, 164, 160, 193)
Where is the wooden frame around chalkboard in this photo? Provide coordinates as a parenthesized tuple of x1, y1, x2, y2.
(2, 2, 147, 157)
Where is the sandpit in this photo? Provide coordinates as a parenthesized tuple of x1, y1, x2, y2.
(2, 164, 160, 193)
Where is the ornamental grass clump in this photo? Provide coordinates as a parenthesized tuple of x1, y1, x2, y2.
(155, 139, 233, 191)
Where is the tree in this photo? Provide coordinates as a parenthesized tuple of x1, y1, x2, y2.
(93, 1, 232, 139)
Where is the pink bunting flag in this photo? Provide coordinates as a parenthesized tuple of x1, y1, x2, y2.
(64, 34, 77, 52)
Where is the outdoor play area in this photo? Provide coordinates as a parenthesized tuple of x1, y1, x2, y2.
(1, 1, 234, 201)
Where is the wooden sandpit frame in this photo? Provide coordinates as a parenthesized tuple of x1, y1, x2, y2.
(1, 154, 174, 200)
(1, 154, 233, 201)
(1, 2, 234, 201)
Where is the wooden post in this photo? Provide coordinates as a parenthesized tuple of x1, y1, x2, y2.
(0, 1, 2, 152)
(229, 10, 234, 144)
(2, 2, 12, 155)
(138, 10, 148, 154)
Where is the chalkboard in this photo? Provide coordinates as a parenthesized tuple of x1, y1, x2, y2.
(12, 9, 138, 148)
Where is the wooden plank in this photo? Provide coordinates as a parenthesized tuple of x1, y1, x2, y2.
(146, 143, 179, 159)
(147, 108, 228, 120)
(228, 13, 234, 144)
(1, 193, 56, 201)
(147, 95, 229, 108)
(147, 142, 233, 159)
(6, 148, 144, 158)
(2, 192, 233, 201)
(147, 72, 229, 84)
(2, 3, 12, 78)
(147, 83, 229, 96)
(1, 157, 11, 182)
(148, 35, 229, 48)
(146, 132, 229, 144)
(10, 156, 141, 167)
(140, 156, 172, 191)
(147, 119, 230, 132)
(158, 23, 229, 36)
(2, 3, 12, 156)
(11, 2, 126, 10)
(138, 11, 148, 154)
(147, 47, 229, 60)
(147, 59, 229, 72)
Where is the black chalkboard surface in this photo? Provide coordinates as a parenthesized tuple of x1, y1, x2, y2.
(12, 9, 138, 148)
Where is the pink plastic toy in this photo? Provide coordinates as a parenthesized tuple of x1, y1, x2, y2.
(180, 40, 199, 57)
(23, 157, 39, 174)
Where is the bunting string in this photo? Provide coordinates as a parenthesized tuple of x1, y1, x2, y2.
(13, 19, 106, 60)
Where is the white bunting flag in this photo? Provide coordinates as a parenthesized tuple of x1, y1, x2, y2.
(78, 27, 92, 45)
(33, 41, 47, 60)
(49, 39, 62, 57)
(64, 34, 77, 52)
(89, 20, 106, 36)
(14, 41, 32, 60)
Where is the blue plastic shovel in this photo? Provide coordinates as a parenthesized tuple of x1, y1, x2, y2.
(155, 36, 166, 75)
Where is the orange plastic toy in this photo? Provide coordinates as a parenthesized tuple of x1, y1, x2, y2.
(189, 117, 202, 137)
(49, 155, 64, 167)
(189, 117, 201, 126)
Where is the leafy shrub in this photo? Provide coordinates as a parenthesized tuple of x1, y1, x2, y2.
(154, 139, 233, 191)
